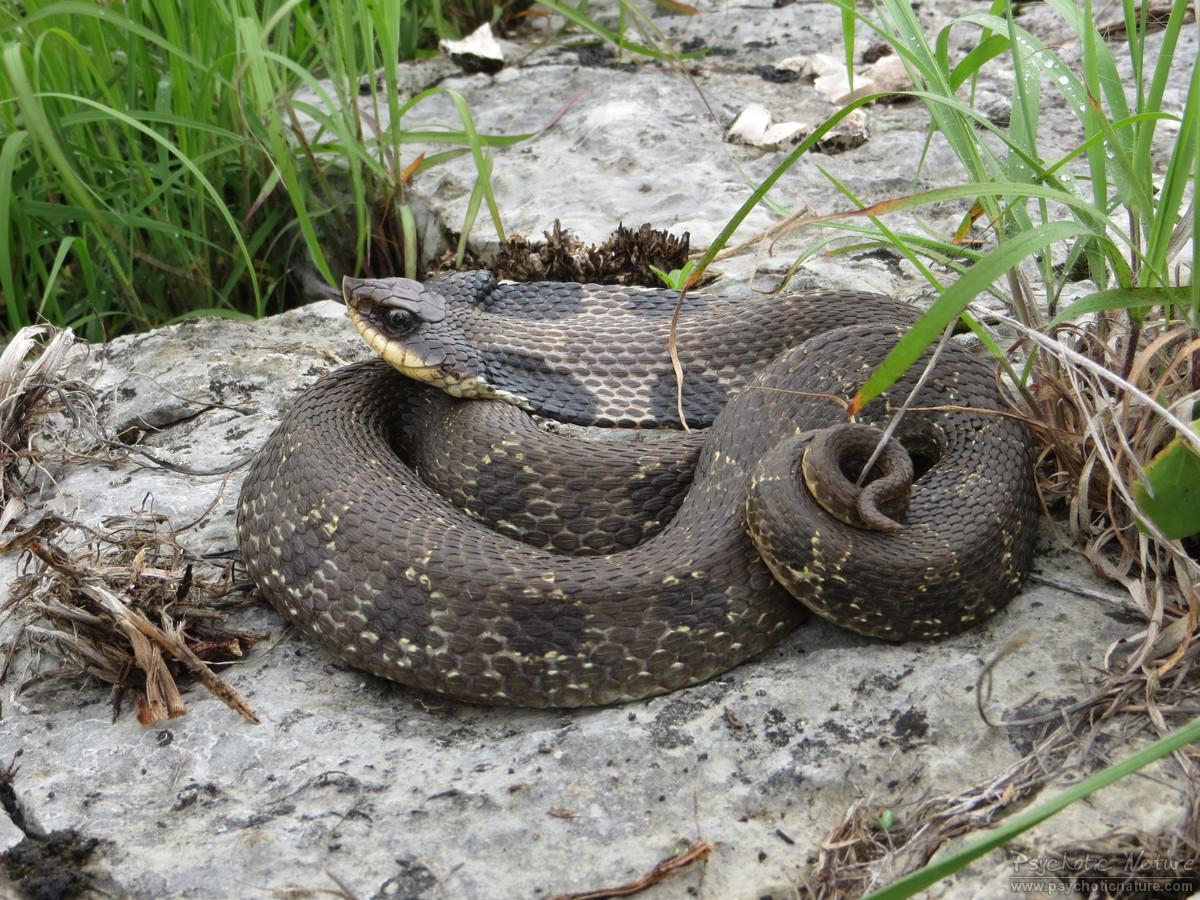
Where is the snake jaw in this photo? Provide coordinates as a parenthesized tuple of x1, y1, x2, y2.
(343, 276, 536, 410)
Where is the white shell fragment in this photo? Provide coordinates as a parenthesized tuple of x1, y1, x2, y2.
(811, 50, 913, 104)
(817, 109, 869, 154)
(726, 102, 867, 155)
(869, 54, 912, 93)
(726, 102, 811, 151)
(439, 22, 504, 75)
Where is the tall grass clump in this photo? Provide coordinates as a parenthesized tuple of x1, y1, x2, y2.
(840, 0, 1197, 589)
(692, 0, 1195, 584)
(0, 0, 521, 341)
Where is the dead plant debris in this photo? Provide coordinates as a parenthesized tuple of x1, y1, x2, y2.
(1002, 304, 1199, 657)
(472, 220, 692, 287)
(0, 325, 262, 725)
(548, 841, 715, 900)
(796, 629, 1200, 899)
(1029, 821, 1200, 899)
(3, 512, 261, 725)
(0, 325, 103, 535)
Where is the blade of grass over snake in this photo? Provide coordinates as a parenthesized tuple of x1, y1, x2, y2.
(849, 220, 1090, 415)
(670, 96, 893, 424)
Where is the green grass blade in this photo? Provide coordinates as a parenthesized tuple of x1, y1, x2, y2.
(36, 236, 79, 320)
(533, 0, 697, 59)
(862, 713, 1200, 899)
(1048, 286, 1192, 328)
(850, 221, 1089, 413)
(443, 88, 505, 244)
(1143, 49, 1198, 288)
(0, 128, 30, 328)
(1, 1, 207, 72)
(688, 95, 892, 286)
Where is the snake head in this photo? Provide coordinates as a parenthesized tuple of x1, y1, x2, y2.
(342, 275, 529, 407)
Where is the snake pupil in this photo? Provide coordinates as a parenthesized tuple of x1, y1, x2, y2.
(386, 309, 416, 333)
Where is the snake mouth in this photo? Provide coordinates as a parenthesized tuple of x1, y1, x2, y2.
(343, 279, 535, 409)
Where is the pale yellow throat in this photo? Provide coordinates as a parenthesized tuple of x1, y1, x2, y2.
(347, 308, 534, 408)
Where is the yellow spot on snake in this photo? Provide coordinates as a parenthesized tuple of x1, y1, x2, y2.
(786, 566, 820, 585)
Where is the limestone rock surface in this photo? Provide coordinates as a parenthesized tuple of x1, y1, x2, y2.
(3, 0, 1196, 898)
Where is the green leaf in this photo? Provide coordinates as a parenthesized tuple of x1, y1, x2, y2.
(1134, 422, 1200, 539)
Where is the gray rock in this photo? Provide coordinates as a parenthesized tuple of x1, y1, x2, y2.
(3, 1, 1195, 898)
(0, 298, 1179, 900)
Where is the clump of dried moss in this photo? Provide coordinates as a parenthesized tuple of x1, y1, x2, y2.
(486, 220, 691, 286)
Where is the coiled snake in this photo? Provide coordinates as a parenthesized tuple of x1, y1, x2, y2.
(236, 271, 1038, 707)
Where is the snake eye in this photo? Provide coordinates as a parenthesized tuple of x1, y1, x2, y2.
(385, 309, 416, 333)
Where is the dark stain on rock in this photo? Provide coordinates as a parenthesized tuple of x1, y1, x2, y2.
(377, 860, 438, 899)
(432, 725, 480, 750)
(1102, 606, 1145, 626)
(750, 65, 800, 83)
(1005, 696, 1079, 756)
(889, 707, 929, 747)
(789, 735, 832, 766)
(854, 668, 914, 695)
(762, 708, 795, 748)
(820, 719, 856, 743)
(648, 698, 708, 749)
(3, 829, 101, 900)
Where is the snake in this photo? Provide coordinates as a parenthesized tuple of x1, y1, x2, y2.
(236, 270, 1039, 708)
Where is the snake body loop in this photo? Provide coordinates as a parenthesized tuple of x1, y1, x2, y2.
(236, 272, 1039, 707)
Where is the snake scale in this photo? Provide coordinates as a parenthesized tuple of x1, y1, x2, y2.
(236, 270, 1039, 707)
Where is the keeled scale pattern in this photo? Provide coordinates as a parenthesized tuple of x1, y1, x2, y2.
(237, 282, 1039, 706)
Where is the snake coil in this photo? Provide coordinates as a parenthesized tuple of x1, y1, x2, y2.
(236, 272, 1038, 707)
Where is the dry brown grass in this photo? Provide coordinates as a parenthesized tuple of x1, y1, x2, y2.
(0, 325, 260, 725)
